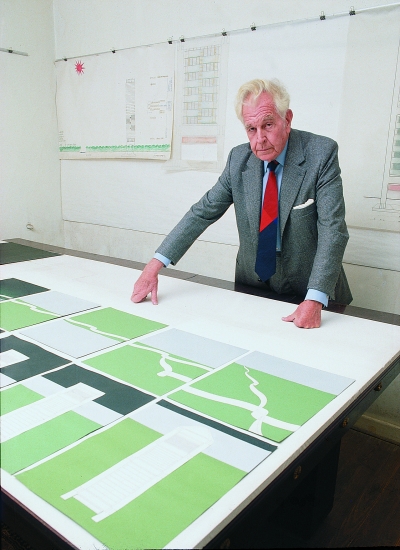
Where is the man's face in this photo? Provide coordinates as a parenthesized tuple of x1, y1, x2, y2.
(242, 92, 293, 162)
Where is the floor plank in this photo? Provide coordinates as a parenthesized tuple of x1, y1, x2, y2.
(304, 429, 400, 548)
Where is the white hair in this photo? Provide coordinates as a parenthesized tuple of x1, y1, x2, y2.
(235, 78, 290, 123)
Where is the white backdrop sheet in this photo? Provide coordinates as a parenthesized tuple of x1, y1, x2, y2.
(337, 7, 400, 233)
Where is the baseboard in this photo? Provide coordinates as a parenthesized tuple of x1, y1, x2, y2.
(353, 414, 400, 445)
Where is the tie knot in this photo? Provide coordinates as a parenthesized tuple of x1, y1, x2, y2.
(267, 160, 279, 172)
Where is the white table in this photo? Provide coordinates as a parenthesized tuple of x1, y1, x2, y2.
(1, 252, 399, 549)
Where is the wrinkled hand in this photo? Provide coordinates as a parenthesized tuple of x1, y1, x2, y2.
(131, 258, 164, 305)
(282, 300, 323, 329)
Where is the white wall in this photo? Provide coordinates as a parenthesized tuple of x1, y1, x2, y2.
(0, 0, 63, 245)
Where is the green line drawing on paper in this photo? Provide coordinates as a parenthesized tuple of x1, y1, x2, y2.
(85, 144, 171, 152)
(60, 145, 171, 153)
(59, 146, 81, 151)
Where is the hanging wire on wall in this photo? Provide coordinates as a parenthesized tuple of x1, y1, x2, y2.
(55, 2, 400, 62)
(0, 47, 28, 56)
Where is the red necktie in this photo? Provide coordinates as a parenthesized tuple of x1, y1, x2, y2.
(255, 160, 279, 281)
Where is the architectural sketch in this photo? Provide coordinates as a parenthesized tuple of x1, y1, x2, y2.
(376, 56, 400, 213)
(125, 79, 135, 142)
(182, 45, 220, 126)
(56, 44, 174, 159)
(340, 11, 400, 233)
(167, 36, 229, 171)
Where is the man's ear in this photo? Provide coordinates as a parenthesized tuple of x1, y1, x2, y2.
(285, 109, 293, 129)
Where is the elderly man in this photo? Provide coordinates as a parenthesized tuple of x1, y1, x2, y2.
(131, 79, 352, 328)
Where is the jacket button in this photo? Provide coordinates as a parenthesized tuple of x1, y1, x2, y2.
(258, 278, 262, 282)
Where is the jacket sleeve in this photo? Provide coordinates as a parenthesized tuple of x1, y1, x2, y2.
(307, 140, 349, 297)
(156, 150, 234, 265)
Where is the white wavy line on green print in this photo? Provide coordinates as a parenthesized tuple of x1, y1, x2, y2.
(12, 300, 58, 317)
(181, 365, 300, 436)
(244, 366, 270, 434)
(130, 342, 211, 383)
(66, 319, 128, 341)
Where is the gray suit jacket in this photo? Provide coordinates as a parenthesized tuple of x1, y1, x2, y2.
(157, 129, 352, 304)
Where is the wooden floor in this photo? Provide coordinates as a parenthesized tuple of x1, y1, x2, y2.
(304, 429, 400, 548)
(2, 429, 399, 549)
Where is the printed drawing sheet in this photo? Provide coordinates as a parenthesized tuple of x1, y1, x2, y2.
(55, 43, 174, 159)
(0, 363, 156, 474)
(166, 35, 229, 172)
(169, 351, 354, 443)
(82, 328, 248, 396)
(17, 403, 275, 549)
(1, 277, 355, 549)
(336, 7, 400, 232)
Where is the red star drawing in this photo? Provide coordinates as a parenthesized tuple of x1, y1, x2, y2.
(75, 60, 85, 74)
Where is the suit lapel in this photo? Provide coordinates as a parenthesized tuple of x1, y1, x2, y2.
(279, 130, 306, 237)
(242, 153, 264, 245)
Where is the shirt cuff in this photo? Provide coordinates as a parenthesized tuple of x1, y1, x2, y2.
(153, 253, 171, 267)
(305, 289, 329, 307)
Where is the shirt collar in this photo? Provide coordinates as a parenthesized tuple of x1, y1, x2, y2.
(263, 139, 289, 172)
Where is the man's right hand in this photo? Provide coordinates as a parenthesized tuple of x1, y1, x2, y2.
(131, 258, 165, 305)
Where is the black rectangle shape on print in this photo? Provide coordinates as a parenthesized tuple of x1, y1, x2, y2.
(44, 364, 155, 414)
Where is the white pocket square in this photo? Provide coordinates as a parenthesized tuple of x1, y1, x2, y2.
(293, 198, 314, 210)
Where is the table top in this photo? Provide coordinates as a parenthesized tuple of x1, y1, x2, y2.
(1, 253, 399, 549)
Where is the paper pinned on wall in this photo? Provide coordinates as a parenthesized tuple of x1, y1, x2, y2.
(166, 35, 230, 172)
(55, 43, 175, 160)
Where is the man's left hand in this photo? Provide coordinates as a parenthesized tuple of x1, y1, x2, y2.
(282, 300, 323, 328)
